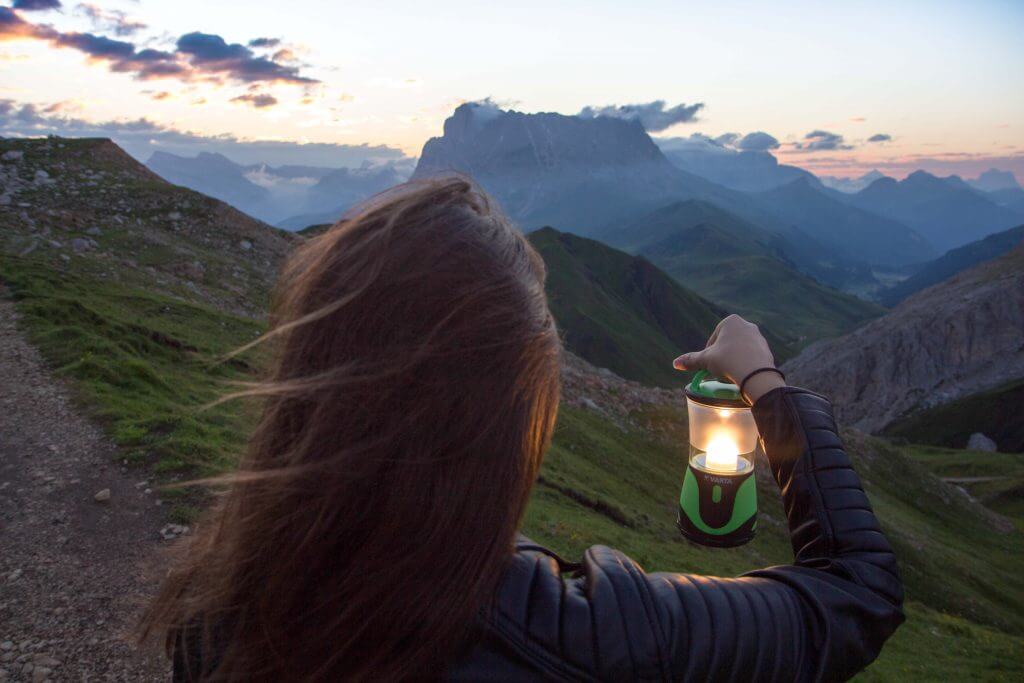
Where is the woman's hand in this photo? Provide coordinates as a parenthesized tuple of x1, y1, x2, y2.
(673, 314, 785, 404)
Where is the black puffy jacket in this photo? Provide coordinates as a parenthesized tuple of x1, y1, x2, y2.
(174, 387, 904, 681)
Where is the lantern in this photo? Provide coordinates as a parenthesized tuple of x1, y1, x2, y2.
(678, 370, 760, 547)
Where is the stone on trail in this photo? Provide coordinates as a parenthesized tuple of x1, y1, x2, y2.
(967, 432, 997, 452)
(93, 488, 111, 503)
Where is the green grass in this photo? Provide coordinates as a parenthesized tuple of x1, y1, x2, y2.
(0, 256, 262, 475)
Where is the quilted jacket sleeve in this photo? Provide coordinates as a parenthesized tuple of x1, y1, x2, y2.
(488, 387, 904, 682)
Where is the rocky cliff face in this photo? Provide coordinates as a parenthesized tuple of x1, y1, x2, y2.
(412, 102, 728, 234)
(783, 243, 1024, 432)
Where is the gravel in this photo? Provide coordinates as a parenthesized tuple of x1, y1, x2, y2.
(0, 297, 169, 681)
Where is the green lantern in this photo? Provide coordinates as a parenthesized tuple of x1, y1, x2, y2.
(677, 370, 759, 548)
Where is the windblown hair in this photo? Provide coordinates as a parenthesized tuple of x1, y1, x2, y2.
(142, 177, 562, 680)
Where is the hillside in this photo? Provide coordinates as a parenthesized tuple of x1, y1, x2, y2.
(528, 227, 725, 387)
(757, 177, 934, 266)
(785, 241, 1024, 433)
(2, 137, 1022, 680)
(878, 224, 1024, 306)
(849, 171, 1024, 252)
(600, 200, 884, 346)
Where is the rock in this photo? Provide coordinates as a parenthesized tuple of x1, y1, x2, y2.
(33, 170, 49, 180)
(0, 195, 10, 206)
(93, 488, 111, 502)
(239, 239, 253, 251)
(0, 642, 12, 651)
(70, 238, 91, 253)
(967, 432, 998, 452)
(167, 211, 183, 220)
(6, 569, 22, 582)
(32, 656, 59, 668)
(2, 150, 22, 161)
(85, 226, 102, 236)
(32, 667, 51, 682)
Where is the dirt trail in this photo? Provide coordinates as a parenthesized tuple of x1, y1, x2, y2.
(0, 297, 167, 681)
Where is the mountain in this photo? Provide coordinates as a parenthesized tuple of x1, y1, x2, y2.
(819, 170, 890, 194)
(148, 151, 409, 227)
(148, 151, 271, 218)
(527, 227, 725, 387)
(878, 224, 1024, 306)
(784, 241, 1024, 433)
(598, 200, 884, 347)
(756, 177, 934, 266)
(276, 164, 409, 230)
(848, 170, 1024, 252)
(968, 168, 1022, 193)
(654, 137, 814, 192)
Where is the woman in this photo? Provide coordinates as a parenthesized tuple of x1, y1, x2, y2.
(143, 177, 904, 681)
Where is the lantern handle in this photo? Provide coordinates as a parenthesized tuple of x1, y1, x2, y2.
(689, 369, 709, 393)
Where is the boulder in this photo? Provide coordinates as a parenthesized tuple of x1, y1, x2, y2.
(967, 432, 998, 452)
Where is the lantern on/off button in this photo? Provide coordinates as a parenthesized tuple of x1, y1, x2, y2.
(678, 370, 760, 547)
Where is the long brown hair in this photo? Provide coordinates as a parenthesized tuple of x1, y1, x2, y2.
(142, 177, 562, 680)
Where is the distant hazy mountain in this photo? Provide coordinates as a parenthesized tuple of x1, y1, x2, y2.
(148, 151, 271, 217)
(819, 170, 890, 194)
(785, 240, 1024, 433)
(968, 168, 1022, 193)
(148, 151, 411, 227)
(877, 224, 1024, 306)
(847, 170, 1024, 251)
(654, 136, 814, 192)
(598, 200, 883, 348)
(756, 177, 934, 266)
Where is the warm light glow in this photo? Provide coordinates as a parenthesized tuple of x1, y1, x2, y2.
(704, 434, 740, 473)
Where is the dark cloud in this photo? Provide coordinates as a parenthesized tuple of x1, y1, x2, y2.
(0, 98, 409, 167)
(75, 3, 148, 37)
(0, 10, 318, 85)
(868, 133, 892, 143)
(793, 130, 853, 152)
(176, 32, 316, 84)
(735, 131, 779, 152)
(248, 37, 281, 48)
(230, 93, 278, 108)
(12, 0, 61, 11)
(577, 100, 704, 132)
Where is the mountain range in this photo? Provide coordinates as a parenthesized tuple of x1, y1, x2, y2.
(147, 151, 411, 228)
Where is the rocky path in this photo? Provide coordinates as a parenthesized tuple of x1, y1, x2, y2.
(0, 297, 168, 681)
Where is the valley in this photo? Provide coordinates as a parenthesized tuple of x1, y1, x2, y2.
(2, 125, 1023, 681)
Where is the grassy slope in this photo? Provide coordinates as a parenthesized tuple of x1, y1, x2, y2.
(528, 227, 725, 387)
(884, 379, 1024, 454)
(600, 200, 884, 346)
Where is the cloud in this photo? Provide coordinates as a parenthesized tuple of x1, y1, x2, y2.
(248, 37, 280, 48)
(12, 0, 61, 11)
(230, 92, 278, 108)
(792, 130, 853, 152)
(0, 9, 318, 85)
(577, 100, 704, 132)
(656, 130, 780, 155)
(176, 32, 316, 84)
(735, 131, 780, 152)
(0, 97, 411, 167)
(867, 133, 892, 143)
(75, 3, 147, 37)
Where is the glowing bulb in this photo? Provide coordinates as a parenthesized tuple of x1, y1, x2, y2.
(704, 435, 740, 472)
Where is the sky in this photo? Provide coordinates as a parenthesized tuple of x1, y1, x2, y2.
(1, 0, 1022, 179)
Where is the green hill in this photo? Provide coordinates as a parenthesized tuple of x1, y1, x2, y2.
(601, 201, 885, 345)
(2, 137, 1022, 680)
(528, 227, 726, 386)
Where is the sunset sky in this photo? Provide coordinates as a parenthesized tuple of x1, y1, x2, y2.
(1, 0, 1022, 178)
